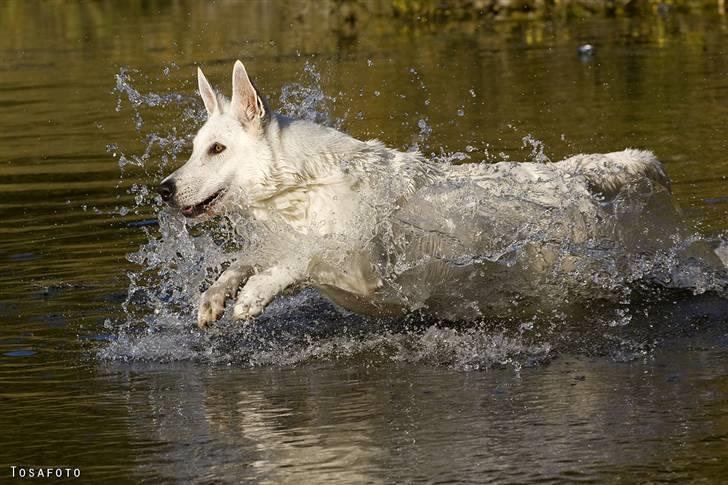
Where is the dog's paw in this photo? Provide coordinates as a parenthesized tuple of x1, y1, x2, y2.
(232, 291, 269, 322)
(197, 287, 227, 329)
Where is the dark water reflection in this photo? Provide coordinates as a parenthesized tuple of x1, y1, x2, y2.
(5, 348, 727, 482)
(1, 0, 728, 482)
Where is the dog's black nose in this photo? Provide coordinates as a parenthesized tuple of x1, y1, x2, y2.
(157, 179, 176, 202)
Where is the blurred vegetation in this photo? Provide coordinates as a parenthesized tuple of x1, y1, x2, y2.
(389, 0, 726, 20)
(0, 0, 724, 57)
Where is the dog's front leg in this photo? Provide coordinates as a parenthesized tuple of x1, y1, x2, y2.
(233, 263, 303, 322)
(198, 260, 255, 328)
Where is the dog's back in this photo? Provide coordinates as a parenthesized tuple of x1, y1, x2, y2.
(558, 149, 670, 196)
(332, 148, 724, 320)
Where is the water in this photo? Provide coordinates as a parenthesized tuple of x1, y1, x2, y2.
(1, 1, 728, 482)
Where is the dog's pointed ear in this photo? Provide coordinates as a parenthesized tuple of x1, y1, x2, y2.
(197, 67, 218, 116)
(230, 60, 268, 129)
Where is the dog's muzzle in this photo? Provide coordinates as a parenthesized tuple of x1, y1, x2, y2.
(157, 179, 176, 203)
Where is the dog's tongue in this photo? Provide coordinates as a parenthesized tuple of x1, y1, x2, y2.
(182, 206, 195, 217)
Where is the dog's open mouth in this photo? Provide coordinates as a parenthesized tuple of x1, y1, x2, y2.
(181, 190, 225, 218)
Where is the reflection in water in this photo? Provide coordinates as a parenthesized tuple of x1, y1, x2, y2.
(1, 0, 728, 482)
(104, 347, 728, 482)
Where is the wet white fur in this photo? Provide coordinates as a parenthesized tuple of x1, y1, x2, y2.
(162, 61, 672, 328)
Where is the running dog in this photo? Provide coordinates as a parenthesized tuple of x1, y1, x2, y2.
(158, 60, 719, 329)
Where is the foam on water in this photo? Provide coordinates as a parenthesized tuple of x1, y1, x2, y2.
(99, 63, 728, 369)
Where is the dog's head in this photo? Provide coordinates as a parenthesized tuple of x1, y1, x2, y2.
(157, 60, 273, 218)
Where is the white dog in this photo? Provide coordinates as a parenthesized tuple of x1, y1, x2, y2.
(158, 60, 721, 329)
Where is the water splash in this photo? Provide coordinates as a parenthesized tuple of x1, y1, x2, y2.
(278, 62, 339, 127)
(113, 68, 196, 132)
(108, 67, 203, 221)
(410, 118, 433, 151)
(521, 133, 551, 163)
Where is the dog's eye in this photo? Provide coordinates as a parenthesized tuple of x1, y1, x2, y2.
(209, 142, 226, 155)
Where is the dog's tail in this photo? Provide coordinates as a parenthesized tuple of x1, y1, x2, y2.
(559, 149, 670, 197)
